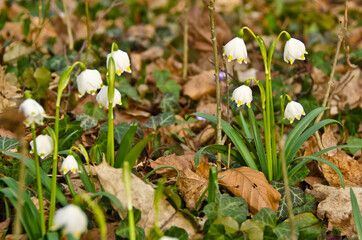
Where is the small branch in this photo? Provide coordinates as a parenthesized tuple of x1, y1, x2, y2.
(182, 0, 190, 79)
(73, 1, 123, 63)
(342, 0, 358, 69)
(62, 0, 74, 50)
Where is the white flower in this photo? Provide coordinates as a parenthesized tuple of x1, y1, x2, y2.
(76, 69, 103, 97)
(284, 101, 305, 123)
(52, 204, 88, 238)
(106, 49, 132, 75)
(96, 86, 122, 109)
(224, 37, 248, 64)
(160, 237, 179, 240)
(19, 99, 46, 127)
(284, 38, 308, 64)
(60, 155, 80, 174)
(231, 85, 253, 107)
(30, 134, 53, 159)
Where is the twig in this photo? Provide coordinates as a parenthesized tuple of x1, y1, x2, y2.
(314, 20, 344, 150)
(73, 0, 123, 64)
(182, 0, 190, 79)
(342, 0, 358, 69)
(62, 0, 74, 50)
(208, 0, 222, 171)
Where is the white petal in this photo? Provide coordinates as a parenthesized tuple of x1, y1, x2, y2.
(53, 204, 88, 237)
(96, 86, 122, 109)
(107, 50, 131, 75)
(19, 99, 45, 126)
(224, 37, 248, 64)
(30, 134, 53, 159)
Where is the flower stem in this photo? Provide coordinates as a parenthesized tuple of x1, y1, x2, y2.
(106, 55, 116, 166)
(31, 123, 46, 236)
(208, 0, 222, 171)
(65, 173, 76, 197)
(123, 162, 135, 240)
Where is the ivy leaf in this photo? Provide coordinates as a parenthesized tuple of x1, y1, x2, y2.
(144, 112, 175, 130)
(154, 69, 180, 98)
(253, 207, 277, 227)
(76, 114, 98, 130)
(164, 226, 188, 240)
(292, 193, 317, 216)
(58, 115, 83, 150)
(0, 137, 21, 152)
(117, 77, 142, 103)
(288, 165, 310, 185)
(114, 122, 131, 144)
(160, 92, 180, 113)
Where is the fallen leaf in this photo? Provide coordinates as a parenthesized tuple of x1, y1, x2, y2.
(183, 70, 215, 100)
(322, 127, 338, 156)
(0, 218, 10, 238)
(177, 168, 208, 210)
(80, 222, 118, 240)
(306, 184, 362, 238)
(140, 46, 164, 60)
(218, 167, 281, 214)
(94, 161, 198, 237)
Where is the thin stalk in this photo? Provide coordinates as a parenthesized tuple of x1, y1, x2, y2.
(123, 162, 135, 240)
(106, 55, 116, 166)
(280, 137, 296, 240)
(208, 0, 222, 171)
(48, 106, 59, 228)
(31, 124, 46, 236)
(182, 0, 190, 79)
(13, 138, 28, 237)
(64, 173, 76, 197)
(62, 0, 74, 50)
(222, 49, 230, 124)
(84, 0, 91, 62)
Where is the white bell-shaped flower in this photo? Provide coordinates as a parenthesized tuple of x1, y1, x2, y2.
(284, 101, 305, 123)
(19, 99, 46, 127)
(284, 38, 308, 64)
(96, 86, 122, 109)
(60, 155, 80, 174)
(52, 204, 88, 238)
(231, 85, 253, 107)
(30, 134, 53, 159)
(106, 49, 132, 75)
(160, 237, 179, 240)
(224, 37, 248, 64)
(76, 69, 103, 97)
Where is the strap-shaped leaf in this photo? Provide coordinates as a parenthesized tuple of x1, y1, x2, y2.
(115, 124, 138, 168)
(194, 144, 244, 167)
(191, 113, 257, 170)
(123, 132, 155, 168)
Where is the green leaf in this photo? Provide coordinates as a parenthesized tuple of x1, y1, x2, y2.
(34, 66, 52, 98)
(270, 181, 305, 222)
(253, 207, 278, 227)
(203, 193, 249, 229)
(82, 102, 107, 121)
(160, 92, 180, 113)
(115, 124, 138, 168)
(144, 112, 175, 130)
(164, 226, 188, 240)
(350, 188, 362, 239)
(58, 115, 83, 150)
(0, 137, 21, 152)
(76, 114, 98, 130)
(208, 167, 219, 203)
(154, 69, 180, 98)
(191, 113, 257, 170)
(288, 165, 310, 185)
(0, 10, 7, 30)
(114, 122, 131, 144)
(123, 132, 155, 168)
(117, 77, 142, 103)
(153, 69, 171, 84)
(311, 51, 331, 74)
(347, 136, 362, 155)
(273, 221, 296, 240)
(22, 17, 31, 36)
(194, 144, 243, 168)
(293, 193, 317, 216)
(291, 213, 324, 240)
(240, 219, 264, 240)
(116, 222, 145, 240)
(203, 224, 232, 240)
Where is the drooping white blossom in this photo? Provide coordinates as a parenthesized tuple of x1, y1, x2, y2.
(96, 86, 122, 109)
(224, 37, 248, 64)
(106, 49, 132, 75)
(231, 85, 253, 107)
(19, 99, 46, 127)
(76, 69, 103, 97)
(284, 101, 306, 123)
(284, 38, 308, 64)
(30, 134, 53, 159)
(52, 204, 88, 238)
(60, 155, 80, 174)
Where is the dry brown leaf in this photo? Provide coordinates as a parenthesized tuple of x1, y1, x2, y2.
(177, 168, 208, 210)
(183, 70, 216, 100)
(218, 167, 281, 214)
(145, 56, 183, 84)
(322, 127, 338, 156)
(80, 222, 118, 240)
(150, 151, 207, 177)
(140, 46, 164, 60)
(94, 161, 198, 237)
(0, 218, 10, 238)
(306, 184, 362, 238)
(195, 161, 212, 180)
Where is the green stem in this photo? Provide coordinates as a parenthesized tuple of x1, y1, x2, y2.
(280, 95, 286, 139)
(209, 0, 222, 172)
(106, 56, 116, 166)
(31, 124, 46, 236)
(65, 173, 76, 197)
(123, 162, 135, 240)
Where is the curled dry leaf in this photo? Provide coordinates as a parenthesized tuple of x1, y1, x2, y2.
(306, 184, 362, 238)
(218, 167, 281, 214)
(94, 161, 198, 237)
(177, 168, 208, 210)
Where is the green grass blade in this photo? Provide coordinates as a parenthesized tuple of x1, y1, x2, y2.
(288, 155, 345, 188)
(239, 111, 252, 140)
(194, 144, 244, 167)
(248, 108, 267, 177)
(115, 124, 138, 168)
(3, 152, 67, 205)
(286, 119, 342, 164)
(72, 153, 95, 193)
(59, 129, 79, 150)
(350, 188, 362, 239)
(208, 167, 218, 203)
(284, 107, 328, 159)
(312, 145, 362, 157)
(123, 132, 155, 168)
(191, 113, 257, 170)
(86, 192, 125, 218)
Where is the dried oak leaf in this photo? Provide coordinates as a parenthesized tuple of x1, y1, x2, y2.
(218, 167, 281, 214)
(183, 70, 216, 100)
(94, 161, 198, 237)
(150, 151, 208, 178)
(177, 168, 208, 210)
(306, 184, 362, 238)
